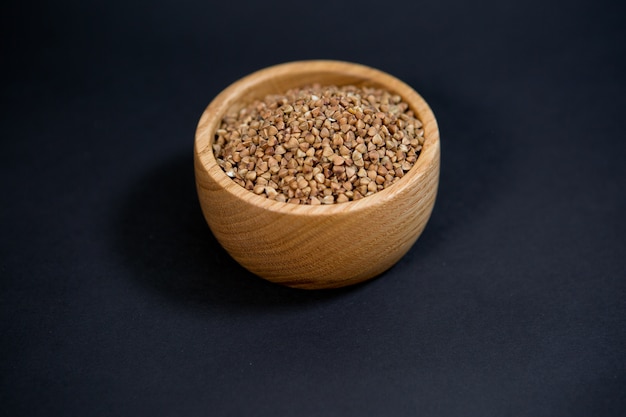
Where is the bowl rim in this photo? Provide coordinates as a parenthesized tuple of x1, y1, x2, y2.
(195, 59, 440, 216)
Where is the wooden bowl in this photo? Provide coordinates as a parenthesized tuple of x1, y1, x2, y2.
(194, 60, 440, 289)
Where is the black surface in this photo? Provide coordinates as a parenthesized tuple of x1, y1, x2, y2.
(2, 0, 625, 416)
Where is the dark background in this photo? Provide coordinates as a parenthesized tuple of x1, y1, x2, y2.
(2, 0, 625, 415)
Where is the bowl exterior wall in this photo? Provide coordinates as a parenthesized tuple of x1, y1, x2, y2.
(195, 144, 439, 289)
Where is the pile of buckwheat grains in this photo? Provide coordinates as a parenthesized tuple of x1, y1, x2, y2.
(213, 84, 425, 205)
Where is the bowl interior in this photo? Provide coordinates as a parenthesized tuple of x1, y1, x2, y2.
(195, 60, 439, 215)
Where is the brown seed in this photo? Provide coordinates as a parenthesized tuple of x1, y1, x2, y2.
(285, 137, 299, 149)
(332, 165, 345, 176)
(355, 143, 367, 154)
(245, 170, 256, 181)
(297, 177, 309, 189)
(321, 195, 334, 204)
(265, 187, 278, 198)
(336, 194, 349, 203)
(267, 125, 279, 136)
(322, 146, 334, 158)
(352, 151, 364, 167)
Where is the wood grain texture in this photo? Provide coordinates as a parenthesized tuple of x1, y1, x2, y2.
(195, 60, 440, 289)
